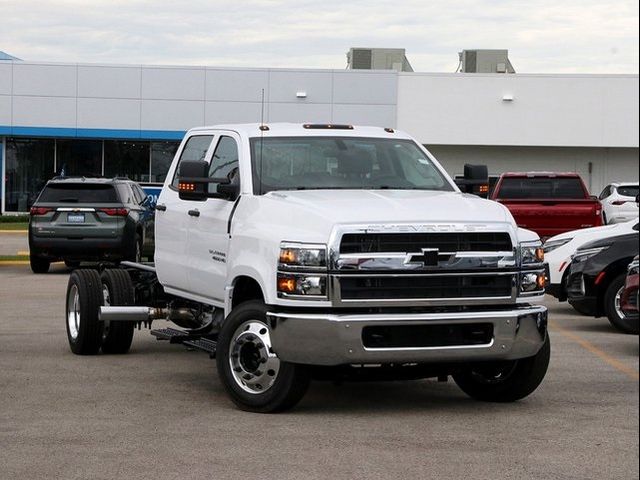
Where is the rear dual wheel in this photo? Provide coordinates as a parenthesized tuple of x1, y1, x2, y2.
(65, 269, 135, 355)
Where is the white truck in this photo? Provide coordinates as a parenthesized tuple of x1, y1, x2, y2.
(65, 123, 550, 412)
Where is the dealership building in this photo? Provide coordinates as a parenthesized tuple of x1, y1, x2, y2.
(0, 51, 638, 213)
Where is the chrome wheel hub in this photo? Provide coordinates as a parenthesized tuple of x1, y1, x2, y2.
(614, 286, 625, 319)
(67, 284, 80, 340)
(102, 283, 111, 339)
(228, 320, 280, 394)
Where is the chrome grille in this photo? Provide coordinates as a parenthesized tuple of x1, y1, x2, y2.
(339, 274, 514, 300)
(340, 232, 512, 254)
(328, 224, 518, 307)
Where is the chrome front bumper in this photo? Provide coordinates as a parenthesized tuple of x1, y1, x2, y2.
(267, 305, 547, 366)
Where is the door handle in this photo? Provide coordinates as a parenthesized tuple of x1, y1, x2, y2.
(188, 209, 200, 217)
(155, 204, 167, 211)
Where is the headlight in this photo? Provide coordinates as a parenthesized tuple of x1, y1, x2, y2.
(571, 246, 609, 263)
(279, 242, 327, 270)
(520, 241, 544, 265)
(543, 237, 572, 253)
(277, 273, 327, 297)
(278, 242, 328, 299)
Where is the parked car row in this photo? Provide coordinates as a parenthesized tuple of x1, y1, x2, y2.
(28, 176, 155, 273)
(544, 218, 639, 334)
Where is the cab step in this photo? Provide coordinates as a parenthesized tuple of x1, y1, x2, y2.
(183, 338, 217, 358)
(151, 327, 196, 344)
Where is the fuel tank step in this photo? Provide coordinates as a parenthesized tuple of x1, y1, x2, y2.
(183, 338, 217, 358)
(151, 327, 194, 344)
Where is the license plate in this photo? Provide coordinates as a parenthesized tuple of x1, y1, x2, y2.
(67, 213, 85, 223)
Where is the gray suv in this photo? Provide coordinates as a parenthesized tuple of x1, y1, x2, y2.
(28, 177, 155, 273)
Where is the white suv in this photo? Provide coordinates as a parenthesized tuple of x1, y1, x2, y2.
(599, 183, 639, 224)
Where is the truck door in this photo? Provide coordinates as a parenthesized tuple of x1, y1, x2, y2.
(155, 134, 215, 294)
(186, 134, 240, 304)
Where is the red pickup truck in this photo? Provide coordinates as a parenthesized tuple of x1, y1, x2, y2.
(490, 172, 603, 239)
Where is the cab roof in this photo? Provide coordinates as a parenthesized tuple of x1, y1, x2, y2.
(187, 123, 411, 140)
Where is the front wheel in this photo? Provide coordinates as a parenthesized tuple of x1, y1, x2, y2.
(453, 334, 551, 402)
(604, 274, 638, 334)
(216, 300, 310, 413)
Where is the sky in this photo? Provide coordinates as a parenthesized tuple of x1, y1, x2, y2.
(1, 0, 638, 74)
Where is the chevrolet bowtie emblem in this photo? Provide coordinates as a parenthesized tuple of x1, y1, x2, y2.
(405, 248, 440, 267)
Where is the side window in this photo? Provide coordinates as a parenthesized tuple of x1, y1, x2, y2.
(132, 184, 146, 204)
(208, 136, 239, 195)
(599, 186, 610, 200)
(116, 184, 135, 205)
(171, 135, 214, 189)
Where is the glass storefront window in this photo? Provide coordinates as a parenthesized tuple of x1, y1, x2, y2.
(150, 141, 180, 183)
(56, 139, 102, 177)
(5, 138, 55, 212)
(104, 140, 150, 182)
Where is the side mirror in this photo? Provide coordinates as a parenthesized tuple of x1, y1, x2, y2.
(178, 160, 236, 201)
(455, 164, 489, 197)
(178, 160, 210, 201)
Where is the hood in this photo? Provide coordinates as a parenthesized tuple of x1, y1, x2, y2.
(547, 217, 638, 242)
(240, 189, 513, 243)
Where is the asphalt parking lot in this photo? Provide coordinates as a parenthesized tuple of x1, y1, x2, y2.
(1, 262, 638, 480)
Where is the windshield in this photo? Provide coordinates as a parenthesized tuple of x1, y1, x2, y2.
(249, 137, 454, 194)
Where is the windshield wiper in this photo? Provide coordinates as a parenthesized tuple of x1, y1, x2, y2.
(58, 197, 79, 202)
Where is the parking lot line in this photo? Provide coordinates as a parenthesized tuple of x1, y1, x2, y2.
(549, 320, 639, 381)
(0, 261, 29, 266)
(0, 230, 28, 234)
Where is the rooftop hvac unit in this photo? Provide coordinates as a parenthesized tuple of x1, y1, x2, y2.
(347, 48, 414, 72)
(458, 49, 515, 73)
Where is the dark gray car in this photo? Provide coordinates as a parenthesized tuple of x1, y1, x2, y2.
(28, 177, 155, 273)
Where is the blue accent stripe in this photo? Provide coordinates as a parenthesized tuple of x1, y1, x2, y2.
(1, 125, 186, 141)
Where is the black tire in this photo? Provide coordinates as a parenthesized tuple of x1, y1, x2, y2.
(66, 269, 104, 355)
(64, 260, 80, 269)
(100, 269, 136, 353)
(453, 334, 551, 402)
(604, 273, 638, 334)
(130, 234, 142, 263)
(570, 302, 594, 316)
(216, 300, 310, 413)
(30, 254, 50, 274)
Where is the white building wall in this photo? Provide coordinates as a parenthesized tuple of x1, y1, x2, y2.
(397, 73, 639, 148)
(427, 145, 639, 195)
(0, 62, 399, 133)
